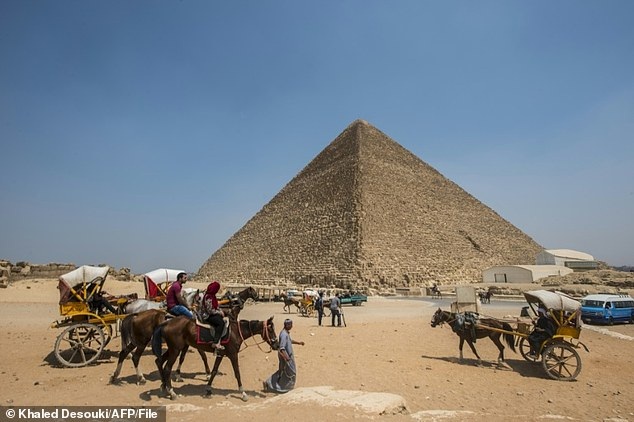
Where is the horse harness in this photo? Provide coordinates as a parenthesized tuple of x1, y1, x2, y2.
(434, 311, 480, 341)
(236, 319, 276, 353)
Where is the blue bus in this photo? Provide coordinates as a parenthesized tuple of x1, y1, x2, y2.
(581, 294, 634, 325)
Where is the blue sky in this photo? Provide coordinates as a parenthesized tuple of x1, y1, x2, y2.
(1, 1, 633, 273)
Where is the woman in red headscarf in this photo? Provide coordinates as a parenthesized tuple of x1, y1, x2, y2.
(201, 281, 226, 350)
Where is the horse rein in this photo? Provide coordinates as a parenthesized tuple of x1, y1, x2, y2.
(236, 320, 275, 353)
(432, 311, 457, 328)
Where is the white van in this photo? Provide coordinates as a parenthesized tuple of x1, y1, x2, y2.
(580, 294, 634, 325)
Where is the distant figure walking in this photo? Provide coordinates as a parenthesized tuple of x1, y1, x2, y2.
(315, 291, 324, 326)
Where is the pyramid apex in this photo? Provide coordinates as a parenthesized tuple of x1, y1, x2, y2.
(349, 119, 371, 128)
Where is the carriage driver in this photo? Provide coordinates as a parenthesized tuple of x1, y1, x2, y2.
(528, 306, 557, 358)
(166, 272, 194, 319)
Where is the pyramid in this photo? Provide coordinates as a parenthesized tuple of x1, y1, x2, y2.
(198, 120, 542, 288)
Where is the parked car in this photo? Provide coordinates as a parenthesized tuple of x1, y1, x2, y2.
(339, 292, 368, 306)
(581, 294, 634, 325)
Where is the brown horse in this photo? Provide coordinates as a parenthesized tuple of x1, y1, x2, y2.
(279, 292, 301, 313)
(152, 315, 279, 401)
(430, 308, 515, 366)
(110, 286, 259, 385)
(110, 309, 210, 385)
(219, 286, 259, 310)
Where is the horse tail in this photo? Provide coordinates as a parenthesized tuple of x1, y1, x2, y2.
(151, 323, 165, 358)
(502, 322, 516, 353)
(120, 313, 135, 349)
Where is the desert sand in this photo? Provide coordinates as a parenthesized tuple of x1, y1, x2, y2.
(1, 278, 633, 422)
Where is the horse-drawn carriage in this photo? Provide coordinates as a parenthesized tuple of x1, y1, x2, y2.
(432, 290, 588, 381)
(298, 297, 315, 317)
(143, 268, 185, 301)
(514, 290, 588, 380)
(51, 265, 135, 367)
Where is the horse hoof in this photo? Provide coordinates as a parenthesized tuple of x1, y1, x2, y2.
(136, 377, 147, 385)
(204, 389, 212, 398)
(241, 393, 249, 402)
(499, 361, 512, 370)
(174, 377, 183, 383)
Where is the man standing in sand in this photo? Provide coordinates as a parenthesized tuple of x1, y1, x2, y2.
(330, 293, 342, 327)
(315, 291, 324, 326)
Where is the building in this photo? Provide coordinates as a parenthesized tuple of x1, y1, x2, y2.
(482, 265, 573, 283)
(536, 249, 598, 271)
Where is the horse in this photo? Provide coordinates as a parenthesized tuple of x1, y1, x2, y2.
(279, 292, 301, 313)
(478, 291, 493, 304)
(110, 309, 210, 385)
(219, 286, 258, 310)
(152, 315, 279, 401)
(111, 286, 258, 385)
(430, 308, 515, 367)
(124, 287, 200, 314)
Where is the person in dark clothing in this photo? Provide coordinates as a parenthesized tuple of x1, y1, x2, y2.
(315, 291, 324, 326)
(528, 307, 557, 357)
(201, 281, 226, 350)
(90, 290, 117, 314)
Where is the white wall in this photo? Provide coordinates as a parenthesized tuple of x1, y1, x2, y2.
(483, 265, 573, 283)
(530, 265, 573, 280)
(482, 266, 533, 283)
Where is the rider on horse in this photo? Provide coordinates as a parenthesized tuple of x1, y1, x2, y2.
(201, 281, 226, 350)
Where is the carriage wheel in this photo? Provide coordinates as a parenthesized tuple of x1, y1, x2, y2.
(54, 323, 106, 367)
(541, 342, 582, 381)
(306, 304, 315, 317)
(102, 324, 113, 348)
(518, 338, 539, 362)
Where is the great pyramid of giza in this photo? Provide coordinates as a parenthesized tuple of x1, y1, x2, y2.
(198, 120, 542, 288)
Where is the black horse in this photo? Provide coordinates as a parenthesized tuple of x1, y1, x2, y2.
(478, 291, 493, 304)
(430, 308, 515, 366)
(152, 315, 279, 401)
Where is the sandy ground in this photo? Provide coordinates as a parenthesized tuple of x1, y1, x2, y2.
(1, 278, 633, 422)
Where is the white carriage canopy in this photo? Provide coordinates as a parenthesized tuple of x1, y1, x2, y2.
(58, 265, 110, 304)
(524, 290, 581, 312)
(143, 268, 186, 299)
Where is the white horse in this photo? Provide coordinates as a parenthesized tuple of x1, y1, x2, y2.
(124, 288, 200, 314)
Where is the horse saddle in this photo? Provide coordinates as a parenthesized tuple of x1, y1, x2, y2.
(453, 312, 479, 341)
(195, 318, 230, 345)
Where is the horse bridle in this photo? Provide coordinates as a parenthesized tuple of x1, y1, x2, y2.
(431, 310, 456, 327)
(236, 319, 276, 353)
